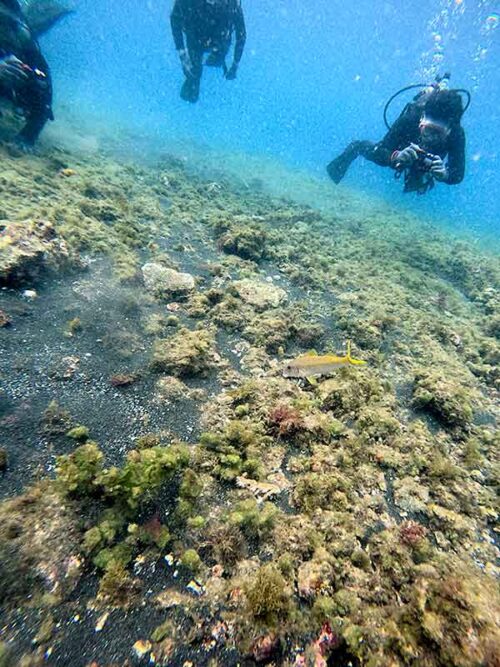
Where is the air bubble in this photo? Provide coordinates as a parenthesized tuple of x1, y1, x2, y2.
(485, 13, 499, 30)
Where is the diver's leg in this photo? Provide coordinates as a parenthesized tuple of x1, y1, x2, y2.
(18, 113, 48, 145)
(327, 140, 376, 184)
(181, 46, 203, 103)
(0, 79, 53, 146)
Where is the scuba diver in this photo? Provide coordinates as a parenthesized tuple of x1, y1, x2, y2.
(0, 0, 63, 146)
(170, 0, 246, 104)
(327, 75, 469, 195)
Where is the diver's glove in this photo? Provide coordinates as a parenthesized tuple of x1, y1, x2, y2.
(391, 143, 420, 169)
(178, 49, 194, 78)
(429, 155, 448, 181)
(224, 62, 238, 80)
(0, 55, 29, 88)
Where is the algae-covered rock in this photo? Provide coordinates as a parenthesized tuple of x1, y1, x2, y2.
(233, 278, 287, 311)
(56, 442, 104, 496)
(95, 444, 189, 509)
(320, 368, 386, 419)
(142, 262, 196, 299)
(0, 220, 79, 285)
(218, 222, 267, 262)
(394, 476, 430, 514)
(0, 484, 81, 605)
(155, 375, 188, 401)
(412, 370, 474, 428)
(292, 471, 351, 513)
(152, 327, 216, 377)
(66, 425, 89, 441)
(245, 563, 291, 623)
(180, 549, 202, 572)
(297, 555, 334, 600)
(243, 314, 291, 352)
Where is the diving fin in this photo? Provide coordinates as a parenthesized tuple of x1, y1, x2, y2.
(22, 0, 74, 37)
(327, 151, 354, 184)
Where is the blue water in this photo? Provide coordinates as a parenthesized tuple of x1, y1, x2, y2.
(43, 0, 500, 237)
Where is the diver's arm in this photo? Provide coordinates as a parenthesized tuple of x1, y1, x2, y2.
(170, 0, 186, 52)
(372, 110, 420, 167)
(18, 44, 53, 144)
(23, 36, 50, 76)
(444, 126, 465, 185)
(233, 0, 246, 65)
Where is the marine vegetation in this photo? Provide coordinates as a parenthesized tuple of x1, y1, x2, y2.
(0, 135, 498, 665)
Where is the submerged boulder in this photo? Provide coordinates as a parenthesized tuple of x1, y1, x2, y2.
(0, 483, 82, 605)
(217, 221, 267, 262)
(152, 327, 216, 377)
(233, 278, 287, 311)
(412, 370, 474, 428)
(142, 262, 196, 299)
(0, 219, 78, 286)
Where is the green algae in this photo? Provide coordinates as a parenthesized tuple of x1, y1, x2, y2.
(226, 499, 280, 543)
(152, 327, 216, 377)
(56, 442, 104, 495)
(66, 425, 90, 441)
(245, 563, 291, 624)
(412, 369, 474, 428)
(215, 218, 268, 262)
(95, 444, 189, 509)
(180, 548, 202, 572)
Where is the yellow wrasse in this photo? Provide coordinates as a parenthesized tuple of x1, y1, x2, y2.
(283, 341, 366, 379)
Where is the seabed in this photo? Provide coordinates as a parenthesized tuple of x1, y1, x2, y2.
(0, 120, 499, 666)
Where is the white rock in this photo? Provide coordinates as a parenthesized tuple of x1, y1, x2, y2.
(142, 263, 195, 298)
(233, 278, 287, 310)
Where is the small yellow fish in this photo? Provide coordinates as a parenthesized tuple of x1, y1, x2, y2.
(283, 340, 366, 379)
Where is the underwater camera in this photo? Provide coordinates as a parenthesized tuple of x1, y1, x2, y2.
(415, 147, 435, 172)
(394, 146, 436, 194)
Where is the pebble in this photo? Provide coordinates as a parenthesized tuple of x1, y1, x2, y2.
(22, 289, 37, 300)
(186, 580, 204, 596)
(132, 639, 152, 659)
(166, 302, 181, 311)
(95, 612, 109, 633)
(0, 309, 11, 327)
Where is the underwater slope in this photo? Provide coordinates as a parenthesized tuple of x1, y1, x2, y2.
(0, 135, 499, 666)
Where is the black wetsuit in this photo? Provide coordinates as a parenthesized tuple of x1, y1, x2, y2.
(0, 0, 52, 145)
(328, 102, 466, 193)
(171, 0, 246, 102)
